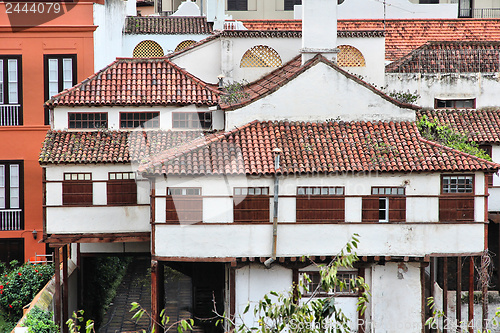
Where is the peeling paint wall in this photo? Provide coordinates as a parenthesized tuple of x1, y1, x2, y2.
(385, 72, 500, 109)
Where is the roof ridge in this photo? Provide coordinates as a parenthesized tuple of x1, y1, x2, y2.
(138, 120, 260, 173)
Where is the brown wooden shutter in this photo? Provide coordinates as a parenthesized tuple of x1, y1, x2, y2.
(166, 196, 202, 224)
(296, 196, 344, 223)
(388, 197, 406, 222)
(439, 197, 474, 222)
(107, 179, 137, 205)
(234, 196, 269, 223)
(362, 197, 379, 222)
(63, 181, 92, 205)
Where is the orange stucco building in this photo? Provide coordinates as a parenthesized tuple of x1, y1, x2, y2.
(0, 0, 98, 263)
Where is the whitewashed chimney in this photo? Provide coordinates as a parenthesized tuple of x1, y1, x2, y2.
(207, 0, 225, 30)
(301, 0, 338, 64)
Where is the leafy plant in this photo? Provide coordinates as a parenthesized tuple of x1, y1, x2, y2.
(67, 310, 94, 333)
(418, 115, 491, 161)
(23, 307, 59, 333)
(0, 262, 54, 317)
(230, 234, 369, 333)
(388, 89, 420, 104)
(130, 302, 194, 333)
(220, 80, 250, 105)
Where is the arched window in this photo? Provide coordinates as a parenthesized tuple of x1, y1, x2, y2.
(175, 40, 197, 52)
(337, 45, 366, 67)
(240, 45, 282, 68)
(133, 40, 164, 58)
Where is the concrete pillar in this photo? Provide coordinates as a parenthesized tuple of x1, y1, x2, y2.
(301, 0, 338, 64)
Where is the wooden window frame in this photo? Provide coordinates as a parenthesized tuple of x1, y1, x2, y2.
(68, 112, 108, 129)
(233, 187, 270, 223)
(284, 0, 301, 10)
(434, 98, 476, 109)
(362, 187, 406, 222)
(296, 186, 345, 223)
(0, 55, 23, 126)
(440, 175, 475, 222)
(227, 0, 248, 11)
(62, 173, 92, 206)
(107, 172, 137, 205)
(172, 112, 212, 130)
(120, 112, 159, 129)
(166, 187, 202, 224)
(301, 271, 358, 297)
(44, 54, 77, 125)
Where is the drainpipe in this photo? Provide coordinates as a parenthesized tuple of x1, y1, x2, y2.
(264, 148, 282, 268)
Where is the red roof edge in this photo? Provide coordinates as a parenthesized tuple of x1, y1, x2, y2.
(417, 135, 500, 171)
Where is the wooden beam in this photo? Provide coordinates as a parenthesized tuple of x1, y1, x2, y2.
(469, 257, 474, 333)
(54, 247, 61, 333)
(151, 260, 161, 333)
(62, 246, 69, 333)
(420, 263, 425, 333)
(44, 232, 150, 244)
(443, 257, 448, 333)
(457, 256, 462, 329)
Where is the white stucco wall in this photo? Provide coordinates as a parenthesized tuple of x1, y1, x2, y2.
(235, 264, 293, 326)
(370, 262, 422, 332)
(79, 242, 150, 253)
(488, 145, 500, 211)
(93, 0, 131, 72)
(44, 164, 150, 234)
(385, 73, 500, 109)
(52, 105, 222, 131)
(154, 222, 485, 258)
(226, 62, 415, 128)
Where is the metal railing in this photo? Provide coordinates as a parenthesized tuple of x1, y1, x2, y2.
(0, 209, 23, 230)
(459, 8, 500, 18)
(0, 104, 21, 126)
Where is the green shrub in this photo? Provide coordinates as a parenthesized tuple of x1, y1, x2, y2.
(0, 263, 54, 317)
(23, 307, 59, 333)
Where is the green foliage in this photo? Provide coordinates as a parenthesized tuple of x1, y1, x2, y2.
(418, 115, 492, 161)
(387, 89, 420, 104)
(129, 302, 194, 333)
(220, 80, 250, 105)
(234, 234, 369, 333)
(23, 307, 59, 333)
(0, 262, 54, 317)
(67, 310, 94, 333)
(82, 257, 131, 328)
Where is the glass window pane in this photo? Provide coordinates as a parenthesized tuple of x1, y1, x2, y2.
(110, 173, 115, 180)
(63, 58, 73, 90)
(8, 59, 18, 104)
(336, 187, 344, 195)
(48, 59, 59, 97)
(0, 165, 5, 209)
(262, 188, 268, 195)
(248, 188, 255, 195)
(321, 188, 328, 195)
(235, 188, 241, 195)
(306, 188, 312, 195)
(313, 187, 320, 195)
(0, 59, 3, 104)
(255, 188, 261, 195)
(242, 188, 247, 195)
(372, 188, 378, 195)
(398, 188, 404, 195)
(298, 188, 305, 195)
(116, 173, 122, 180)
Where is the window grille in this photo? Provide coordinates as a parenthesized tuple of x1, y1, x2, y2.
(175, 40, 196, 52)
(337, 45, 366, 67)
(133, 40, 164, 58)
(240, 45, 282, 68)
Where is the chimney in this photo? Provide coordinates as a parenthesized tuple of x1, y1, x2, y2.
(300, 0, 338, 64)
(207, 0, 225, 30)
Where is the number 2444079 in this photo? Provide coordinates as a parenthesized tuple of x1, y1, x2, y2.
(5, 2, 62, 14)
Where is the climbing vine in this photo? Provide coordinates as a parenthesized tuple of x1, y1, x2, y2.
(417, 115, 491, 161)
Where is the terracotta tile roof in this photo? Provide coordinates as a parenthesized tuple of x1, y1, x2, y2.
(45, 58, 220, 107)
(240, 19, 500, 61)
(386, 41, 500, 73)
(418, 109, 500, 143)
(124, 16, 213, 35)
(138, 120, 500, 176)
(39, 130, 204, 164)
(220, 55, 419, 111)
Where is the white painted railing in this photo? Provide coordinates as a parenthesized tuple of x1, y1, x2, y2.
(0, 104, 21, 126)
(0, 209, 22, 230)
